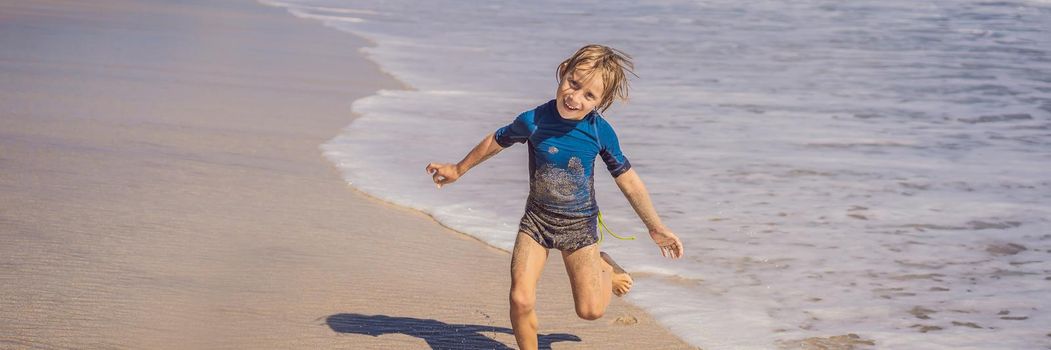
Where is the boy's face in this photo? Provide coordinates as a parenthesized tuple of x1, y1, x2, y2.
(556, 67, 605, 120)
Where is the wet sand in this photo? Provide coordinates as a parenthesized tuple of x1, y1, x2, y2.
(0, 1, 695, 348)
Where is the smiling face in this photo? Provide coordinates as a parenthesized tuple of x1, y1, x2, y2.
(555, 67, 605, 120)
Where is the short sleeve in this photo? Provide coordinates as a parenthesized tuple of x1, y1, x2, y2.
(597, 119, 632, 178)
(494, 110, 536, 148)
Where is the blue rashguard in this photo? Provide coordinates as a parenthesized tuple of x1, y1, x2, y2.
(494, 99, 631, 251)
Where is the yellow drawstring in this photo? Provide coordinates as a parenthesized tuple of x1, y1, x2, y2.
(597, 211, 637, 244)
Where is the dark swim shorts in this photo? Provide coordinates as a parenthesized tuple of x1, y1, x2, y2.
(518, 202, 599, 252)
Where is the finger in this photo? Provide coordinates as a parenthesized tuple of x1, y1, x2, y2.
(665, 245, 676, 259)
(431, 175, 446, 189)
(426, 163, 438, 174)
(675, 243, 684, 259)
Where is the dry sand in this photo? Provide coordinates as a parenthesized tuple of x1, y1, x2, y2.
(0, 1, 696, 349)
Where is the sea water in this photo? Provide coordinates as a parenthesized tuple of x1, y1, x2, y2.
(261, 0, 1051, 348)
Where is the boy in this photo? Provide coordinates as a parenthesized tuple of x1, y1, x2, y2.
(426, 44, 684, 350)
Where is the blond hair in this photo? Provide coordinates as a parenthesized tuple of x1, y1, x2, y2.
(556, 44, 636, 113)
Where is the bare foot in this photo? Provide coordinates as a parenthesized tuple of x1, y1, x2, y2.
(601, 252, 633, 296)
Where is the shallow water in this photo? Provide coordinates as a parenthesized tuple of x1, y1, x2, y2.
(263, 0, 1051, 348)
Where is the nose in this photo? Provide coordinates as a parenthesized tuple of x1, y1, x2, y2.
(567, 89, 584, 103)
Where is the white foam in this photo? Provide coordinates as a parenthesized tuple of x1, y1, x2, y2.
(287, 9, 364, 23)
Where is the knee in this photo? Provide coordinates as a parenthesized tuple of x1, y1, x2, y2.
(574, 305, 605, 321)
(509, 288, 536, 314)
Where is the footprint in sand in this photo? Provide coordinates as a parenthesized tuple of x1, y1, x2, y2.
(612, 314, 638, 326)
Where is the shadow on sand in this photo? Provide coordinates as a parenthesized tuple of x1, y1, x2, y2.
(325, 313, 581, 350)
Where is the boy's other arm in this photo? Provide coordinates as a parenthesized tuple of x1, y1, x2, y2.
(614, 168, 684, 258)
(426, 132, 504, 188)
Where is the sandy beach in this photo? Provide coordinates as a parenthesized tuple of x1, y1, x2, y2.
(0, 1, 695, 348)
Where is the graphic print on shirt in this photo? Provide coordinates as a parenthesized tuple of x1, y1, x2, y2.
(530, 156, 590, 207)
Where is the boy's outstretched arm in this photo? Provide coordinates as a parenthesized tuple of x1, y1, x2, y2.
(426, 132, 504, 188)
(613, 168, 684, 258)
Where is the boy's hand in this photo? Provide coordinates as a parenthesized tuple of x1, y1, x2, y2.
(426, 163, 461, 189)
(649, 227, 684, 259)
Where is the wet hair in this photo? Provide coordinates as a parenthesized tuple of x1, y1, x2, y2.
(556, 44, 637, 112)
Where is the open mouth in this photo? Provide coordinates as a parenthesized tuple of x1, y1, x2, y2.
(563, 98, 581, 111)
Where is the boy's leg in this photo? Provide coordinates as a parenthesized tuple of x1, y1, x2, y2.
(562, 244, 633, 320)
(510, 231, 548, 350)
